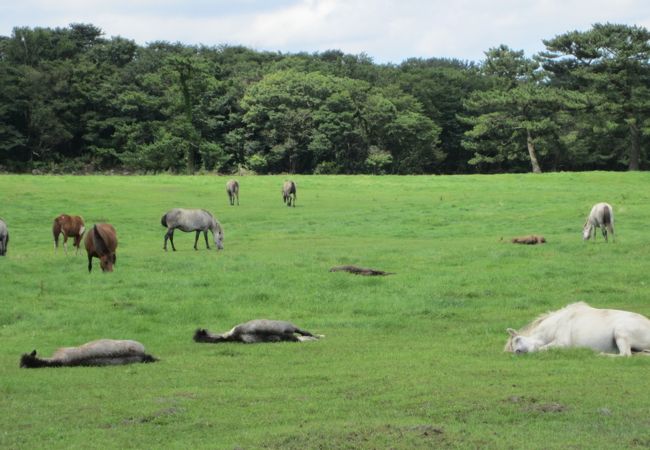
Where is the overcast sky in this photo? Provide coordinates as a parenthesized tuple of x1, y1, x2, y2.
(2, 0, 649, 64)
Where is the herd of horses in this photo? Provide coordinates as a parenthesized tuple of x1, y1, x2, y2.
(2, 181, 645, 366)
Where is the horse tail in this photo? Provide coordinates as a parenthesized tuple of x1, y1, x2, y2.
(161, 213, 168, 228)
(602, 205, 611, 225)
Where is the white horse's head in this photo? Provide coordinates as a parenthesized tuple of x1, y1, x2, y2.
(506, 328, 543, 354)
(582, 222, 592, 240)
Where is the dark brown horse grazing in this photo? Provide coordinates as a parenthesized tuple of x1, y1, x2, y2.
(84, 224, 117, 272)
(53, 214, 85, 255)
(282, 180, 297, 207)
(20, 339, 158, 368)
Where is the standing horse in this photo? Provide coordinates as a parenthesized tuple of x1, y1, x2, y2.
(53, 214, 85, 255)
(194, 319, 323, 343)
(505, 302, 650, 356)
(0, 218, 8, 256)
(226, 179, 239, 206)
(282, 180, 297, 207)
(20, 339, 158, 368)
(84, 223, 118, 272)
(161, 208, 224, 251)
(583, 202, 615, 242)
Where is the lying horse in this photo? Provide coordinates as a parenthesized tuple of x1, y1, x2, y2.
(161, 208, 224, 251)
(505, 302, 650, 356)
(583, 202, 615, 242)
(226, 179, 239, 206)
(53, 214, 85, 255)
(20, 339, 158, 368)
(0, 218, 8, 256)
(85, 223, 118, 272)
(194, 319, 323, 343)
(282, 180, 297, 207)
(511, 235, 546, 245)
(330, 265, 395, 276)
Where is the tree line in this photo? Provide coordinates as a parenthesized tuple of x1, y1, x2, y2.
(0, 22, 648, 174)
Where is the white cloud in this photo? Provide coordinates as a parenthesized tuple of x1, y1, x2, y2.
(2, 0, 650, 63)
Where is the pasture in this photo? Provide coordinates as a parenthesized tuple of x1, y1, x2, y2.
(0, 172, 649, 449)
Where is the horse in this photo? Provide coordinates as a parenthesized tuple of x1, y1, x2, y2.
(505, 302, 650, 356)
(53, 214, 85, 255)
(511, 235, 546, 245)
(226, 179, 239, 206)
(20, 339, 158, 368)
(329, 265, 395, 276)
(282, 180, 297, 207)
(84, 223, 118, 272)
(161, 208, 224, 251)
(583, 202, 615, 242)
(0, 218, 8, 256)
(193, 319, 323, 343)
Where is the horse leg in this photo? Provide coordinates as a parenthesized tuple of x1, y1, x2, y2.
(614, 334, 633, 356)
(602, 226, 608, 242)
(203, 230, 210, 249)
(164, 229, 174, 251)
(194, 231, 201, 250)
(87, 255, 93, 273)
(63, 235, 69, 255)
(236, 194, 239, 206)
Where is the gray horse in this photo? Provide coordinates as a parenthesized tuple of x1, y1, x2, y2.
(194, 319, 322, 343)
(20, 339, 158, 368)
(0, 218, 8, 256)
(226, 179, 239, 206)
(161, 208, 224, 251)
(282, 180, 297, 207)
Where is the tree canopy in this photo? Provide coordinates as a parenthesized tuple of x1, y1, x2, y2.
(0, 22, 648, 174)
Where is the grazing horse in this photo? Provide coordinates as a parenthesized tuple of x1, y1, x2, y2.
(161, 208, 224, 251)
(282, 180, 297, 207)
(226, 179, 239, 206)
(505, 302, 650, 356)
(53, 214, 85, 255)
(0, 218, 8, 256)
(84, 223, 117, 272)
(583, 202, 615, 242)
(194, 319, 323, 343)
(20, 339, 158, 368)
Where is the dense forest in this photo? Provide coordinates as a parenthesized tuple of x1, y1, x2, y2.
(0, 23, 649, 174)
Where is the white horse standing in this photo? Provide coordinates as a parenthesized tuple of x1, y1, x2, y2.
(505, 302, 650, 356)
(583, 202, 615, 242)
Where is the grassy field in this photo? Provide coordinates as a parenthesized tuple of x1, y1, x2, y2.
(1, 172, 650, 449)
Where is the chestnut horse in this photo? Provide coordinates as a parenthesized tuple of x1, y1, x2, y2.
(53, 214, 85, 255)
(84, 224, 117, 272)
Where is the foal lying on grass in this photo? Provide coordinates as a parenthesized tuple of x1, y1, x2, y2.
(194, 319, 323, 343)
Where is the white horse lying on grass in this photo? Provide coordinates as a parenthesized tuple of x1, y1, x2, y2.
(505, 302, 650, 356)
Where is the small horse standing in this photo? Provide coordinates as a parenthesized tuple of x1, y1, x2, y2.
(20, 339, 158, 368)
(84, 223, 118, 272)
(0, 218, 8, 256)
(161, 208, 224, 251)
(505, 302, 650, 356)
(282, 180, 297, 207)
(583, 202, 615, 242)
(53, 214, 85, 255)
(226, 179, 239, 206)
(194, 319, 322, 343)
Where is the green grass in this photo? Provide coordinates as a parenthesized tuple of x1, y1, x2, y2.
(1, 172, 650, 449)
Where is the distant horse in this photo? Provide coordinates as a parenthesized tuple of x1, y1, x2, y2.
(329, 265, 395, 276)
(282, 180, 297, 207)
(0, 218, 8, 256)
(511, 235, 546, 245)
(583, 202, 615, 242)
(20, 339, 158, 368)
(161, 208, 224, 251)
(226, 179, 239, 206)
(505, 302, 650, 356)
(194, 319, 323, 343)
(53, 214, 85, 255)
(84, 223, 117, 272)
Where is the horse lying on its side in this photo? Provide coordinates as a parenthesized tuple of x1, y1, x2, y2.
(511, 235, 546, 245)
(194, 319, 323, 343)
(20, 339, 158, 368)
(329, 265, 395, 276)
(505, 302, 650, 356)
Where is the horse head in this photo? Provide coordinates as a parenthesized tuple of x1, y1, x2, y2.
(99, 252, 116, 272)
(582, 222, 592, 240)
(506, 328, 543, 354)
(211, 222, 224, 250)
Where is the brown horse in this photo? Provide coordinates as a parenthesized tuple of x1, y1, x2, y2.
(84, 224, 118, 272)
(53, 214, 85, 255)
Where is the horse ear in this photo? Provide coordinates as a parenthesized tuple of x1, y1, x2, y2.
(30, 350, 37, 356)
(507, 328, 518, 337)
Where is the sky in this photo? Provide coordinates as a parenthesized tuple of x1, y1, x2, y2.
(2, 0, 649, 64)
